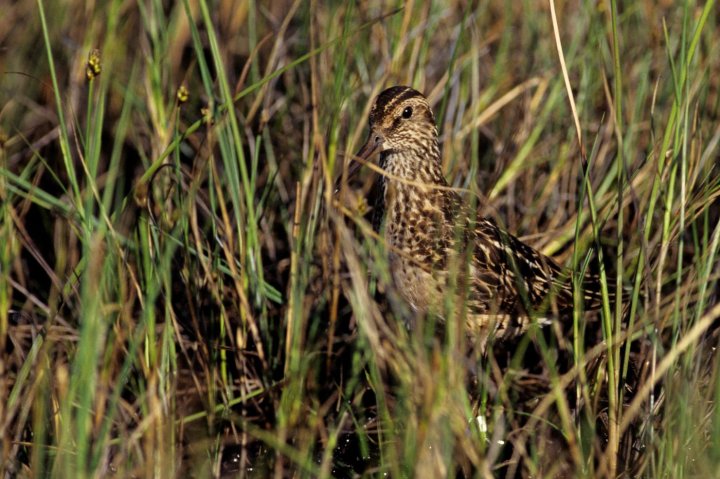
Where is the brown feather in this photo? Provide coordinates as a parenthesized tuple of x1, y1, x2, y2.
(352, 86, 617, 347)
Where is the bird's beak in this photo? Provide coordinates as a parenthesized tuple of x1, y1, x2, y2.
(335, 130, 384, 193)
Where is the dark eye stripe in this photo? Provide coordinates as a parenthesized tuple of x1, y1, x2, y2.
(390, 116, 403, 131)
(369, 86, 425, 125)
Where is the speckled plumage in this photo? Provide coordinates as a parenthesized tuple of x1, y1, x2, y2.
(352, 86, 607, 347)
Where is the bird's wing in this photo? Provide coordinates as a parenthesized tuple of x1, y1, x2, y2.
(469, 217, 575, 316)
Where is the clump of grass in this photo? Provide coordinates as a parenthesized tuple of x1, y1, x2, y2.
(1, 0, 719, 477)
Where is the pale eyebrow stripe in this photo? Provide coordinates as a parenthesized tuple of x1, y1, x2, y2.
(380, 87, 421, 115)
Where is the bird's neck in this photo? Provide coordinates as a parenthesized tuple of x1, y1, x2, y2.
(380, 142, 445, 186)
(378, 144, 459, 261)
(378, 142, 451, 226)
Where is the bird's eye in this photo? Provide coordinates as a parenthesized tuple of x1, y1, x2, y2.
(402, 106, 413, 119)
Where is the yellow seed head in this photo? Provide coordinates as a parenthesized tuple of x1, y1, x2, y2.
(177, 85, 189, 104)
(86, 49, 102, 81)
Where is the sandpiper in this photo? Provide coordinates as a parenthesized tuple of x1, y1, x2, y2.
(347, 86, 610, 347)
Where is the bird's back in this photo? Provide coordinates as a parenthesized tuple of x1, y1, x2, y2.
(385, 184, 610, 345)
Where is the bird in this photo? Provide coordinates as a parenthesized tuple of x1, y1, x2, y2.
(343, 86, 612, 348)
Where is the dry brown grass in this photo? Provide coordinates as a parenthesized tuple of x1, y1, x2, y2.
(1, 1, 719, 477)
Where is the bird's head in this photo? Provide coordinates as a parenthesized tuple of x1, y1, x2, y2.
(357, 86, 438, 164)
(338, 86, 441, 188)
